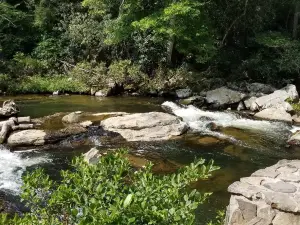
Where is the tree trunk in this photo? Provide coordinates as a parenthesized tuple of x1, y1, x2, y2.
(293, 2, 300, 39)
(167, 36, 175, 66)
(167, 16, 176, 66)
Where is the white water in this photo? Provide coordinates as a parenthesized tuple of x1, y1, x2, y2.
(0, 146, 50, 195)
(162, 101, 291, 147)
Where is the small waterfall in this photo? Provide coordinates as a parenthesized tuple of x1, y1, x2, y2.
(162, 101, 291, 149)
(0, 146, 50, 195)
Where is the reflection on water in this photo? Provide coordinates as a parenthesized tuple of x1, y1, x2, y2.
(0, 95, 299, 224)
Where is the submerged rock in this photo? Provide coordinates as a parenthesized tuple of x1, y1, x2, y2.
(225, 159, 300, 225)
(206, 87, 246, 108)
(254, 108, 292, 123)
(101, 112, 188, 141)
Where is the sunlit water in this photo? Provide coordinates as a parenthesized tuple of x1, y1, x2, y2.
(0, 95, 299, 224)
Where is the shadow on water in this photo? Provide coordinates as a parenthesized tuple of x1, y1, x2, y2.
(0, 95, 299, 224)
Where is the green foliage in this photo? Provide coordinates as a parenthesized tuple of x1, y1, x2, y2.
(1, 149, 219, 224)
(69, 61, 107, 88)
(12, 53, 48, 76)
(207, 210, 225, 225)
(17, 75, 88, 94)
(140, 66, 192, 93)
(108, 60, 144, 88)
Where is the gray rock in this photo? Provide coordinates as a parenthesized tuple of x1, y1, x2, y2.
(254, 108, 292, 123)
(0, 100, 19, 117)
(53, 91, 60, 95)
(273, 212, 300, 225)
(7, 126, 87, 146)
(255, 90, 289, 109)
(101, 112, 188, 141)
(282, 84, 299, 102)
(95, 89, 110, 97)
(237, 101, 245, 111)
(246, 83, 276, 94)
(62, 111, 83, 124)
(287, 132, 300, 146)
(244, 97, 257, 110)
(84, 148, 101, 164)
(206, 87, 246, 107)
(175, 88, 192, 99)
(225, 159, 300, 225)
(263, 181, 297, 193)
(292, 115, 300, 125)
(7, 129, 46, 146)
(80, 121, 93, 128)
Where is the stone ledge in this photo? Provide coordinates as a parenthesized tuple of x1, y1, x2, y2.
(225, 160, 300, 225)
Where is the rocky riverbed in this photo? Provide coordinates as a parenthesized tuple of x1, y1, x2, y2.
(0, 94, 300, 224)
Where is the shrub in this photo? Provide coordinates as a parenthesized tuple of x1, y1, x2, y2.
(16, 75, 88, 94)
(1, 149, 219, 224)
(69, 61, 107, 88)
(108, 60, 145, 89)
(140, 66, 192, 94)
(12, 53, 48, 76)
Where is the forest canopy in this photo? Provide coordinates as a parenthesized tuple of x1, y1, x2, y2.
(0, 0, 300, 93)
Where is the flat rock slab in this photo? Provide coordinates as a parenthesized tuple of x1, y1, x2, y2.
(225, 160, 300, 225)
(101, 112, 188, 141)
(254, 108, 292, 123)
(7, 125, 87, 146)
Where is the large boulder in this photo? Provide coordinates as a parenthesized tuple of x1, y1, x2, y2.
(246, 83, 276, 94)
(7, 129, 47, 146)
(282, 84, 299, 102)
(206, 87, 246, 108)
(253, 90, 289, 110)
(0, 100, 19, 117)
(101, 112, 188, 141)
(225, 160, 300, 225)
(7, 125, 87, 146)
(250, 85, 299, 111)
(254, 108, 292, 123)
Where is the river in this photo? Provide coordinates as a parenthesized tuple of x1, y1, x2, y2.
(0, 95, 299, 224)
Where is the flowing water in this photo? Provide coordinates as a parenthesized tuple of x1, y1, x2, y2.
(0, 95, 299, 224)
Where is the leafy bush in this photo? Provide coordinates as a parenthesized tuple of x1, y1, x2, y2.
(1, 149, 219, 224)
(140, 66, 192, 94)
(16, 75, 88, 93)
(12, 53, 48, 76)
(108, 60, 145, 89)
(69, 61, 107, 88)
(0, 73, 15, 92)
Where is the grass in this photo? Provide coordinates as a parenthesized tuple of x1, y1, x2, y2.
(1, 75, 89, 94)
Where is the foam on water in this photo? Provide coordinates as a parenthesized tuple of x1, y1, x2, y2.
(163, 101, 291, 147)
(0, 146, 50, 195)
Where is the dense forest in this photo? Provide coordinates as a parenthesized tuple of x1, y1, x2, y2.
(0, 0, 300, 94)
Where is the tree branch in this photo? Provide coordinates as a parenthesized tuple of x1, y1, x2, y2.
(221, 0, 249, 46)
